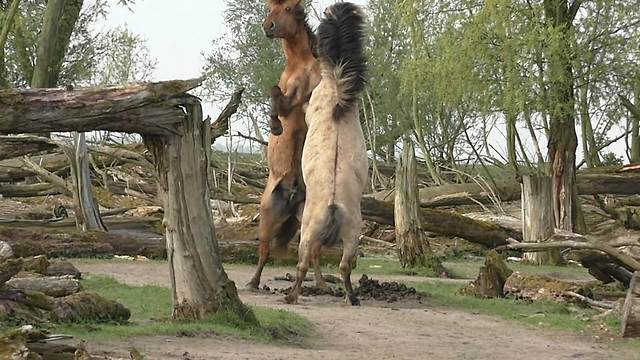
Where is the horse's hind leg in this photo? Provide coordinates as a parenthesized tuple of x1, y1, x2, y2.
(285, 227, 313, 304)
(247, 190, 287, 289)
(246, 209, 275, 289)
(340, 227, 360, 306)
(311, 241, 327, 289)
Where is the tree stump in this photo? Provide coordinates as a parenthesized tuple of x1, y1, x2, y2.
(462, 250, 513, 298)
(144, 102, 254, 323)
(394, 138, 442, 272)
(622, 271, 640, 337)
(522, 175, 561, 265)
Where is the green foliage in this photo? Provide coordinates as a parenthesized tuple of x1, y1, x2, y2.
(56, 275, 311, 342)
(1, 0, 151, 88)
(92, 26, 157, 85)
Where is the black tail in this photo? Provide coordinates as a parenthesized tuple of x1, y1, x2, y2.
(317, 2, 367, 120)
(318, 204, 343, 247)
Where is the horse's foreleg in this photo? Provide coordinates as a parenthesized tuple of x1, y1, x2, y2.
(340, 230, 360, 306)
(269, 89, 284, 136)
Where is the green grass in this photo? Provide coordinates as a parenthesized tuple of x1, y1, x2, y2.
(55, 275, 311, 342)
(411, 281, 599, 332)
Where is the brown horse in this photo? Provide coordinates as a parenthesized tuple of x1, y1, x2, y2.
(246, 0, 321, 289)
(285, 2, 368, 305)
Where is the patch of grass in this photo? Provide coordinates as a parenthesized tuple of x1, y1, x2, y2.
(55, 275, 311, 343)
(411, 281, 598, 332)
(355, 257, 440, 277)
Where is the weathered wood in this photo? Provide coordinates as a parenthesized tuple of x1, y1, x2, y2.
(362, 197, 514, 248)
(67, 132, 107, 231)
(51, 291, 130, 323)
(395, 139, 433, 268)
(622, 272, 640, 337)
(6, 276, 81, 297)
(20, 155, 73, 196)
(144, 102, 254, 322)
(504, 271, 597, 301)
(522, 175, 561, 265)
(372, 171, 640, 208)
(211, 87, 244, 142)
(0, 258, 22, 285)
(0, 79, 202, 136)
(462, 250, 513, 298)
(0, 183, 60, 197)
(0, 135, 57, 160)
(46, 260, 81, 279)
(502, 231, 640, 273)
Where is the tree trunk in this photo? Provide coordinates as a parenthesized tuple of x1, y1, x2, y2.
(622, 271, 640, 338)
(0, 0, 21, 87)
(143, 102, 255, 323)
(521, 175, 561, 265)
(544, 0, 580, 232)
(67, 133, 106, 231)
(49, 0, 84, 87)
(395, 138, 437, 269)
(506, 110, 519, 176)
(31, 0, 66, 88)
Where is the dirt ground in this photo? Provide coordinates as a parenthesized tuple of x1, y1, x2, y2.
(70, 261, 635, 360)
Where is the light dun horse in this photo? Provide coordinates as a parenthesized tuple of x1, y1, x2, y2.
(285, 2, 368, 305)
(246, 0, 321, 289)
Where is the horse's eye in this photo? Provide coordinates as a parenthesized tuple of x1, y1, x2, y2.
(285, 6, 291, 12)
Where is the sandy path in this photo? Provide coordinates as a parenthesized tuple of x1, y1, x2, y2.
(75, 261, 631, 360)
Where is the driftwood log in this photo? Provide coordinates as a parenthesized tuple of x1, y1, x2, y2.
(0, 79, 203, 135)
(622, 272, 640, 337)
(0, 135, 57, 161)
(5, 276, 81, 297)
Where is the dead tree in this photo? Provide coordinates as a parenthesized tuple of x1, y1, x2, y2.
(0, 78, 255, 323)
(521, 174, 561, 265)
(395, 138, 441, 272)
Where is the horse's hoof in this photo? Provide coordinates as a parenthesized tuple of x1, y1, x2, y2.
(348, 295, 360, 306)
(284, 294, 297, 304)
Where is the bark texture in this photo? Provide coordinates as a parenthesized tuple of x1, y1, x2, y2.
(144, 102, 255, 322)
(522, 175, 561, 265)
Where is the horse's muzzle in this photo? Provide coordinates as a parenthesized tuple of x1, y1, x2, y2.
(264, 21, 277, 38)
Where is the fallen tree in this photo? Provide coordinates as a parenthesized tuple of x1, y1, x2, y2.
(372, 167, 640, 208)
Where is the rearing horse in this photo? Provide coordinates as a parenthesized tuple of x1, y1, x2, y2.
(285, 2, 368, 306)
(246, 0, 321, 289)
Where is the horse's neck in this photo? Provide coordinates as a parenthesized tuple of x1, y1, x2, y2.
(282, 31, 313, 68)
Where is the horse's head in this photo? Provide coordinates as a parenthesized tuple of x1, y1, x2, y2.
(264, 0, 303, 39)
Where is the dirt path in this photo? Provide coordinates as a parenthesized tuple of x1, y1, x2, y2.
(75, 261, 631, 360)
